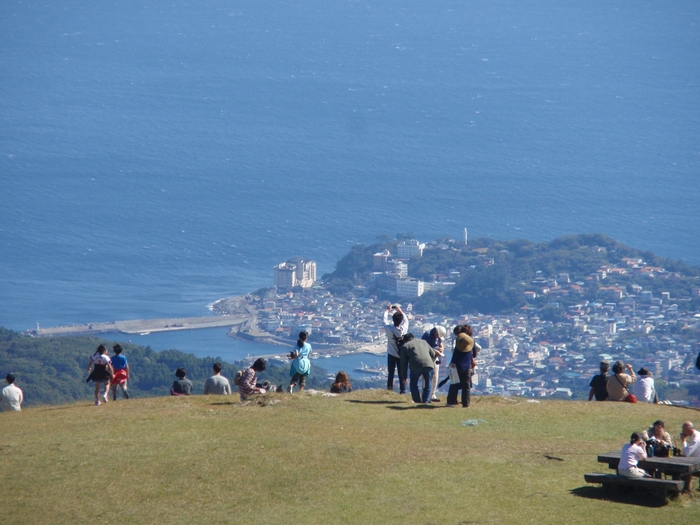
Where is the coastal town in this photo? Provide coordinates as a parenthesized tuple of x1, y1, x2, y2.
(212, 236, 700, 403)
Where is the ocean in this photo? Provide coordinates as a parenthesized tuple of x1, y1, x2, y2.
(1, 0, 699, 369)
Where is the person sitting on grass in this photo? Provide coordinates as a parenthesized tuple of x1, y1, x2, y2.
(1, 373, 23, 412)
(171, 367, 193, 396)
(86, 344, 114, 405)
(606, 361, 636, 402)
(633, 367, 657, 403)
(588, 360, 609, 401)
(617, 432, 650, 478)
(110, 344, 130, 400)
(330, 371, 352, 394)
(238, 358, 268, 401)
(204, 363, 231, 395)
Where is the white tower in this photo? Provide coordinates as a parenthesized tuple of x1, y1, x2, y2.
(464, 228, 468, 245)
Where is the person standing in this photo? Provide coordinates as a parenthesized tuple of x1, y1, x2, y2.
(110, 344, 130, 400)
(399, 334, 437, 404)
(446, 326, 474, 408)
(86, 344, 114, 405)
(1, 374, 23, 412)
(588, 361, 610, 401)
(204, 363, 231, 395)
(288, 331, 312, 393)
(384, 304, 408, 394)
(422, 326, 445, 402)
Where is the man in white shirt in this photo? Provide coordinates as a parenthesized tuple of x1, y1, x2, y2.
(1, 374, 24, 411)
(383, 304, 408, 394)
(632, 367, 657, 403)
(681, 421, 700, 458)
(204, 363, 231, 395)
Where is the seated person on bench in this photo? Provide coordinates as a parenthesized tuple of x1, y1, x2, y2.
(618, 432, 651, 478)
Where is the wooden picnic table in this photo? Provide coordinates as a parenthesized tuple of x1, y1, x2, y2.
(597, 450, 700, 492)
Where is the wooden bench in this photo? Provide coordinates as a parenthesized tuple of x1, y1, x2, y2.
(584, 473, 685, 497)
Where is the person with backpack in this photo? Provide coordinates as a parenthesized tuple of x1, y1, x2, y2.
(383, 304, 408, 394)
(237, 358, 268, 401)
(86, 344, 114, 405)
(288, 331, 313, 393)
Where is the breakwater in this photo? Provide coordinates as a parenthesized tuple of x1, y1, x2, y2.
(32, 314, 252, 337)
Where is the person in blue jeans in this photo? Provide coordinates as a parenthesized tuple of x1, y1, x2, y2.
(446, 326, 475, 408)
(399, 334, 437, 404)
(383, 304, 409, 393)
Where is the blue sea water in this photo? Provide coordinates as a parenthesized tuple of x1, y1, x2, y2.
(1, 0, 699, 367)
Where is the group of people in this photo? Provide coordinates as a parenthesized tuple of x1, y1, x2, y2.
(86, 344, 130, 405)
(167, 330, 352, 399)
(589, 360, 658, 403)
(618, 420, 700, 480)
(383, 304, 480, 407)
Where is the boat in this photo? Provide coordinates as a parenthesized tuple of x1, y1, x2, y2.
(354, 361, 388, 376)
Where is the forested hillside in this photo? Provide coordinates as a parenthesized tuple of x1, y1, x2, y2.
(323, 233, 700, 315)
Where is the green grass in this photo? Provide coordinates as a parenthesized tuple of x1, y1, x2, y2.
(2, 391, 699, 524)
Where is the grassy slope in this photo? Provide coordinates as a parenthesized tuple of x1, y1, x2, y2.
(1, 391, 699, 525)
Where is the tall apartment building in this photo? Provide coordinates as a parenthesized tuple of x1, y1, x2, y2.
(274, 257, 317, 292)
(397, 239, 425, 259)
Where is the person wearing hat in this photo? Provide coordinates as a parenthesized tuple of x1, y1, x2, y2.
(1, 373, 23, 412)
(422, 325, 446, 402)
(446, 326, 475, 408)
(632, 367, 657, 403)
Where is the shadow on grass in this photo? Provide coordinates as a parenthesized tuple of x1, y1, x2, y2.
(570, 485, 670, 507)
(345, 400, 405, 405)
(209, 401, 238, 406)
(386, 404, 443, 410)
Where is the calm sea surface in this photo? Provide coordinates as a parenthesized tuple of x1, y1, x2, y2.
(1, 0, 699, 366)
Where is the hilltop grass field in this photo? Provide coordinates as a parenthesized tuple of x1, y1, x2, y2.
(2, 390, 699, 524)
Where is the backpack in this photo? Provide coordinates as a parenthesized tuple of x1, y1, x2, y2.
(233, 370, 244, 386)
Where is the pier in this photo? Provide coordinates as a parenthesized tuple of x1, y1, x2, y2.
(33, 314, 253, 337)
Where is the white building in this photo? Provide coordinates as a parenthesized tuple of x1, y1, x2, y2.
(422, 281, 456, 293)
(274, 257, 317, 292)
(396, 278, 424, 298)
(397, 239, 425, 259)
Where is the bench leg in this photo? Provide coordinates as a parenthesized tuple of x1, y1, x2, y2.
(682, 474, 693, 493)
